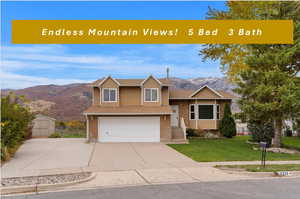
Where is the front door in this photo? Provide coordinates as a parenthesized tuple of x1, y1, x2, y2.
(171, 105, 179, 127)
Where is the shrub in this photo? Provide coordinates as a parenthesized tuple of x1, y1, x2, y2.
(1, 93, 34, 161)
(285, 126, 293, 137)
(247, 120, 274, 147)
(186, 128, 199, 137)
(49, 132, 62, 138)
(219, 104, 237, 138)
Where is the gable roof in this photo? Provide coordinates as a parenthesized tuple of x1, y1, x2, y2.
(97, 76, 120, 86)
(169, 88, 237, 99)
(189, 85, 223, 98)
(34, 114, 56, 121)
(140, 75, 162, 86)
(91, 76, 171, 87)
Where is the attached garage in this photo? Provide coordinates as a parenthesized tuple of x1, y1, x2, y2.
(98, 117, 160, 142)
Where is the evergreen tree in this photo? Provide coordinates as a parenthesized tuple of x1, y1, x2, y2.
(220, 104, 236, 138)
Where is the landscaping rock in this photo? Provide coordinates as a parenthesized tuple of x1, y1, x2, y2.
(204, 132, 219, 139)
(1, 172, 91, 187)
(266, 148, 300, 154)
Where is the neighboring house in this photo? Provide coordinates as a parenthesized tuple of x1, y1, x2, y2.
(32, 114, 56, 137)
(83, 75, 236, 142)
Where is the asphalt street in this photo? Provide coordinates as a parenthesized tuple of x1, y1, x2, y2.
(3, 178, 300, 199)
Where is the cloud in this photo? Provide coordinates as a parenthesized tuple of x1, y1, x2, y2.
(1, 44, 222, 89)
(0, 71, 91, 89)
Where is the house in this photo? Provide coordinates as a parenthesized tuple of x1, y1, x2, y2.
(83, 75, 236, 142)
(32, 114, 56, 137)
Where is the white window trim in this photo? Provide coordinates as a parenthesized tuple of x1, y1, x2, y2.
(144, 88, 159, 102)
(216, 104, 220, 120)
(189, 104, 219, 120)
(189, 104, 196, 120)
(102, 88, 117, 103)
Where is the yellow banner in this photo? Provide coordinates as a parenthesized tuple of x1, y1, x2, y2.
(12, 20, 293, 44)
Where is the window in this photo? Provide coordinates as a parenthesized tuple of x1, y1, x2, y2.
(198, 105, 214, 119)
(216, 105, 220, 120)
(103, 88, 117, 102)
(144, 88, 158, 102)
(190, 105, 195, 120)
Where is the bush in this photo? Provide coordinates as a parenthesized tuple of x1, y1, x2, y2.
(285, 127, 293, 137)
(219, 104, 237, 138)
(1, 93, 34, 161)
(186, 128, 199, 137)
(247, 120, 274, 147)
(49, 132, 62, 138)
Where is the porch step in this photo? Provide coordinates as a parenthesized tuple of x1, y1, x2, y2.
(172, 127, 185, 139)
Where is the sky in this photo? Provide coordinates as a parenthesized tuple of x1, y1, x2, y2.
(1, 1, 227, 89)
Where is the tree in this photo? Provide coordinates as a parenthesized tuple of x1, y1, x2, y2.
(235, 67, 300, 147)
(247, 120, 274, 146)
(219, 103, 237, 138)
(201, 1, 300, 80)
(202, 1, 300, 147)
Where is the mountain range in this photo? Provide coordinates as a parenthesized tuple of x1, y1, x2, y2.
(2, 77, 238, 121)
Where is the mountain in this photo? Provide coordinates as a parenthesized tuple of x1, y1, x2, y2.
(2, 77, 238, 121)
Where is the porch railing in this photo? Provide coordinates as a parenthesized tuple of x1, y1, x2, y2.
(180, 117, 187, 140)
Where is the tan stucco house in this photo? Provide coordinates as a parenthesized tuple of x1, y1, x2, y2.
(83, 75, 236, 142)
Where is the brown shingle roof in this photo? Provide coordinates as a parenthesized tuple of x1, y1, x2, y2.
(84, 105, 172, 115)
(91, 78, 171, 87)
(169, 89, 237, 99)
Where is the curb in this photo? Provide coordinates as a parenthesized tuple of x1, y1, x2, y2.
(220, 169, 300, 178)
(1, 172, 97, 195)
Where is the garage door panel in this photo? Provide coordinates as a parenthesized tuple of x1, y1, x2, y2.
(99, 117, 160, 142)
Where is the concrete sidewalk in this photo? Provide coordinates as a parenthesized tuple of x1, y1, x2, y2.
(69, 166, 253, 190)
(199, 160, 300, 166)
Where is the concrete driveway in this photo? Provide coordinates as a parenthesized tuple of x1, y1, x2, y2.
(1, 138, 94, 178)
(89, 143, 198, 171)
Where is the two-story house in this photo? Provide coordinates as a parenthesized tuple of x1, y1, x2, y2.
(83, 75, 236, 142)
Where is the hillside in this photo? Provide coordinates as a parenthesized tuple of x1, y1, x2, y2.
(2, 77, 238, 121)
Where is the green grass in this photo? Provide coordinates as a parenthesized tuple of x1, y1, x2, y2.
(168, 136, 300, 162)
(283, 137, 300, 150)
(216, 164, 300, 172)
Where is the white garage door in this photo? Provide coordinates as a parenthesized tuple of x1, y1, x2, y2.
(98, 117, 160, 142)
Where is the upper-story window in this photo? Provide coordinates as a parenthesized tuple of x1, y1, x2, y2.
(103, 88, 117, 102)
(144, 88, 158, 102)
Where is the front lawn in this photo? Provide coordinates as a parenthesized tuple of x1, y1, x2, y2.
(168, 136, 300, 162)
(216, 164, 300, 172)
(283, 137, 300, 150)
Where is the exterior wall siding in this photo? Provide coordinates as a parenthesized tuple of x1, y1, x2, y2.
(160, 115, 171, 141)
(192, 87, 221, 99)
(93, 87, 100, 105)
(119, 87, 141, 106)
(88, 116, 98, 142)
(161, 87, 169, 105)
